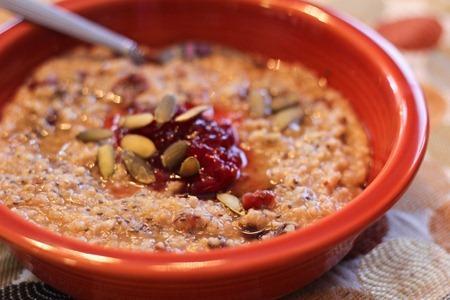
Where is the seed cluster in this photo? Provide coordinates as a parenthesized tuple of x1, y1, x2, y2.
(76, 95, 208, 185)
(76, 88, 300, 214)
(249, 88, 303, 131)
(75, 89, 301, 215)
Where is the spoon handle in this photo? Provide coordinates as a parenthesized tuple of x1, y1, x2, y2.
(0, 0, 141, 59)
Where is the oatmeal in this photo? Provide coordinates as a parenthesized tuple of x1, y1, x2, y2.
(0, 44, 370, 252)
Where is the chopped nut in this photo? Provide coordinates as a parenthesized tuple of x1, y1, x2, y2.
(97, 144, 115, 179)
(271, 107, 302, 131)
(249, 89, 271, 118)
(207, 237, 226, 249)
(174, 213, 206, 233)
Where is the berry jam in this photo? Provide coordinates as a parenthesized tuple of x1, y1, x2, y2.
(115, 105, 246, 196)
(186, 119, 245, 194)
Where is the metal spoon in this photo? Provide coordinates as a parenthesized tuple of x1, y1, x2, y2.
(0, 0, 146, 63)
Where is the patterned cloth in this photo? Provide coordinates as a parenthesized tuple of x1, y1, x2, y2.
(0, 0, 449, 299)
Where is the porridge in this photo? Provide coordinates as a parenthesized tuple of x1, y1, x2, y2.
(0, 44, 370, 252)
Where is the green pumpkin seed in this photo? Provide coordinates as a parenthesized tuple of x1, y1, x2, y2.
(97, 144, 115, 179)
(179, 156, 200, 177)
(120, 134, 156, 158)
(271, 93, 299, 112)
(122, 151, 155, 184)
(271, 107, 302, 131)
(175, 105, 211, 122)
(120, 113, 154, 129)
(240, 225, 267, 237)
(155, 94, 177, 124)
(217, 193, 245, 216)
(249, 89, 271, 118)
(161, 140, 188, 170)
(76, 129, 113, 142)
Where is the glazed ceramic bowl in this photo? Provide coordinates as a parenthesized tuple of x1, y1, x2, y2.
(0, 0, 428, 299)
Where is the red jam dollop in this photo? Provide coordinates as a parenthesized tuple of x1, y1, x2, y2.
(115, 105, 246, 196)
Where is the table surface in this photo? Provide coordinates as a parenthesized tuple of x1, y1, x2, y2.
(0, 0, 449, 299)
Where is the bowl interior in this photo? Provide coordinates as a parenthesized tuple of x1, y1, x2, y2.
(0, 0, 427, 272)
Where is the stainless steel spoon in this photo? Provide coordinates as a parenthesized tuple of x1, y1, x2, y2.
(0, 0, 145, 62)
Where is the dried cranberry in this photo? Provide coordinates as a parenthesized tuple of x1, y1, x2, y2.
(45, 108, 58, 126)
(103, 107, 127, 146)
(143, 168, 171, 191)
(242, 190, 276, 210)
(112, 73, 148, 104)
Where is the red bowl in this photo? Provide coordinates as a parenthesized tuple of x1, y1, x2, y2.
(0, 0, 428, 299)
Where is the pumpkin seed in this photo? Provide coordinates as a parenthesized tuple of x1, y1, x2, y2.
(271, 93, 299, 112)
(76, 129, 113, 142)
(161, 140, 188, 170)
(179, 156, 200, 177)
(120, 113, 154, 129)
(271, 107, 302, 131)
(217, 193, 245, 216)
(240, 225, 267, 238)
(122, 151, 155, 184)
(249, 89, 271, 118)
(120, 134, 156, 158)
(155, 94, 177, 124)
(97, 144, 115, 179)
(175, 105, 211, 122)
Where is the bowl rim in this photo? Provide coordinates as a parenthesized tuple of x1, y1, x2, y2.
(0, 0, 428, 280)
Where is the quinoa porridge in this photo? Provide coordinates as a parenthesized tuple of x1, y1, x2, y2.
(0, 44, 370, 252)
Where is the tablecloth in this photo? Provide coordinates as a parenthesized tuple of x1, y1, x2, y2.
(0, 0, 449, 299)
